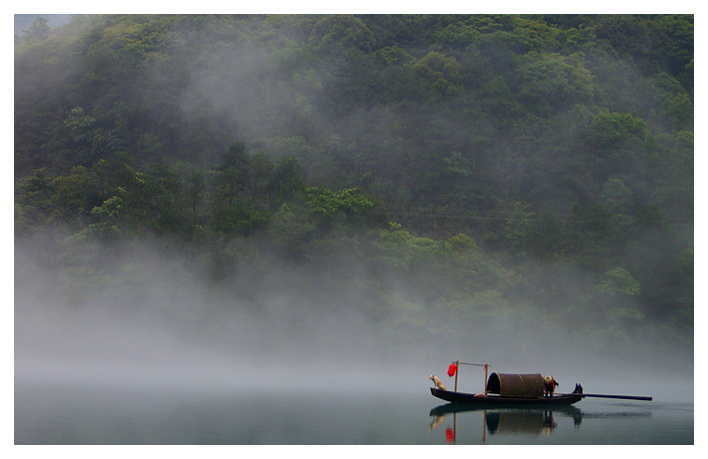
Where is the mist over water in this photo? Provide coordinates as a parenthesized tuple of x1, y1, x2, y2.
(14, 233, 693, 404)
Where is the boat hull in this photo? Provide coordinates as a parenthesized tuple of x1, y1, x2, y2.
(430, 388, 583, 406)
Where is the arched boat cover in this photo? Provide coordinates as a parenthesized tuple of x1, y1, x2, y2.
(486, 373, 545, 397)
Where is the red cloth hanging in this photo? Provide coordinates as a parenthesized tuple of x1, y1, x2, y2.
(447, 363, 457, 377)
(445, 427, 455, 442)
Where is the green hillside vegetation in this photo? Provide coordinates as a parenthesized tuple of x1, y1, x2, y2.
(15, 14, 693, 354)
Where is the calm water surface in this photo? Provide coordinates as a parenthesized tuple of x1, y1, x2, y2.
(15, 381, 692, 444)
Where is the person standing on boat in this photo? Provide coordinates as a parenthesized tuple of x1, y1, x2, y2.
(543, 375, 559, 397)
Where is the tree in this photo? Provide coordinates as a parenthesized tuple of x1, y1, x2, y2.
(244, 152, 275, 207)
(50, 166, 92, 223)
(306, 187, 386, 230)
(145, 163, 185, 235)
(500, 201, 534, 257)
(600, 178, 633, 213)
(212, 143, 249, 205)
(184, 169, 205, 230)
(210, 142, 254, 236)
(310, 15, 376, 56)
(599, 266, 641, 297)
(268, 155, 307, 204)
(583, 111, 648, 183)
(412, 51, 462, 99)
(21, 17, 51, 43)
(82, 195, 123, 242)
(15, 168, 53, 232)
(514, 51, 593, 114)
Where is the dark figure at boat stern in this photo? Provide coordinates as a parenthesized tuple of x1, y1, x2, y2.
(543, 375, 559, 397)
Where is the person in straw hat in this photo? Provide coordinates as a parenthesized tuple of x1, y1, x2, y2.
(543, 375, 559, 397)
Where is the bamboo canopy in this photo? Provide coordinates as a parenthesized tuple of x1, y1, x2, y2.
(486, 373, 545, 397)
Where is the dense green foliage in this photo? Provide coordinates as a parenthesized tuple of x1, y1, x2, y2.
(15, 15, 693, 352)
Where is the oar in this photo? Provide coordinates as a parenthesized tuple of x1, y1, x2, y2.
(580, 393, 653, 401)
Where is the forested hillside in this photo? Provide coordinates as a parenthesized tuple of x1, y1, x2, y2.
(15, 15, 693, 358)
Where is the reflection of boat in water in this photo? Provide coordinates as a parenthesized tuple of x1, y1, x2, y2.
(428, 404, 582, 442)
(428, 401, 652, 442)
(430, 403, 583, 430)
(485, 409, 559, 435)
(429, 401, 582, 419)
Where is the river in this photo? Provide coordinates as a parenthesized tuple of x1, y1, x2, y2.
(15, 379, 692, 445)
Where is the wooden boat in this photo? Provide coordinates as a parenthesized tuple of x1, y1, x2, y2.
(430, 387, 583, 406)
(430, 361, 652, 407)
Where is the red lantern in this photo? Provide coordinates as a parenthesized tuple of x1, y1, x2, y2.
(447, 363, 457, 377)
(445, 427, 455, 442)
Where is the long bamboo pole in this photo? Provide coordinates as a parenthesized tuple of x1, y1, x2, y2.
(484, 363, 488, 395)
(454, 360, 459, 393)
(581, 393, 653, 401)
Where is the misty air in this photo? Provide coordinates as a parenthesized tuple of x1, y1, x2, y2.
(14, 14, 693, 445)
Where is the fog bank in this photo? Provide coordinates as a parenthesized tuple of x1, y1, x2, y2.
(14, 237, 693, 402)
